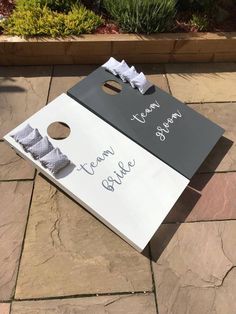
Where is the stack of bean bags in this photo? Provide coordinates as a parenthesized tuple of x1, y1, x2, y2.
(11, 124, 70, 174)
(102, 57, 153, 95)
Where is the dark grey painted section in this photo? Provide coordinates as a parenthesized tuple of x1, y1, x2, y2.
(67, 67, 224, 179)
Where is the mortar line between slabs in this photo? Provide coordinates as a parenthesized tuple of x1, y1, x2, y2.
(197, 170, 236, 175)
(149, 244, 159, 314)
(0, 178, 34, 183)
(9, 301, 13, 314)
(12, 291, 153, 303)
(186, 100, 236, 105)
(164, 72, 173, 96)
(163, 218, 236, 225)
(45, 65, 54, 105)
(11, 156, 36, 299)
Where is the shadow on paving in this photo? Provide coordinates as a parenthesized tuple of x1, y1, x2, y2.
(142, 186, 200, 262)
(188, 136, 233, 191)
(166, 63, 236, 76)
(52, 64, 166, 77)
(0, 65, 53, 93)
(0, 85, 25, 93)
(52, 65, 97, 78)
(144, 135, 233, 262)
(0, 66, 52, 78)
(196, 136, 234, 176)
(0, 77, 25, 93)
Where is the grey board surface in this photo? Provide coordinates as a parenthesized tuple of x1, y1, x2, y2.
(67, 66, 224, 179)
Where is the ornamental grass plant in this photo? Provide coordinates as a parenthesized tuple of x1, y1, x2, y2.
(103, 0, 177, 34)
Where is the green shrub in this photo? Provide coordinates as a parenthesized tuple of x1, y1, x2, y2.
(2, 3, 103, 37)
(64, 5, 103, 35)
(103, 0, 177, 34)
(3, 1, 65, 37)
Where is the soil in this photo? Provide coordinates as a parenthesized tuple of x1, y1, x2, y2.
(213, 7, 236, 32)
(95, 22, 120, 34)
(0, 0, 14, 17)
(175, 6, 236, 32)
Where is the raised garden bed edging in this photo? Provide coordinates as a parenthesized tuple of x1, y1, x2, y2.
(0, 32, 236, 65)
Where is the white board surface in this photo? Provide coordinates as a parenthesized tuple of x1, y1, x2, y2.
(4, 93, 189, 251)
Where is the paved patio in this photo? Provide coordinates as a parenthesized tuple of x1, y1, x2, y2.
(0, 63, 236, 314)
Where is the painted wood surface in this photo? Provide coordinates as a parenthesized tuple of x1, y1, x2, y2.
(68, 67, 224, 179)
(4, 93, 189, 251)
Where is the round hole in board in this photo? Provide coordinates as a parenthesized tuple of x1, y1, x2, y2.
(47, 122, 70, 140)
(102, 80, 122, 95)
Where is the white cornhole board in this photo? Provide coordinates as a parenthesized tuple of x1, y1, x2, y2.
(4, 93, 189, 251)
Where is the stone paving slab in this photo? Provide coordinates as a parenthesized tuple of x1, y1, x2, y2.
(0, 66, 52, 139)
(165, 63, 236, 103)
(12, 293, 156, 314)
(189, 102, 236, 173)
(135, 64, 169, 93)
(165, 172, 236, 223)
(15, 175, 152, 299)
(151, 221, 236, 314)
(0, 303, 10, 314)
(0, 142, 35, 180)
(0, 181, 33, 300)
(48, 65, 97, 102)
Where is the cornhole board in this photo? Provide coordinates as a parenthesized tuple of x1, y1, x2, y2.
(4, 93, 189, 252)
(68, 66, 224, 179)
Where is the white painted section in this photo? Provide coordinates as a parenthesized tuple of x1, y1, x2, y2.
(4, 93, 189, 251)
